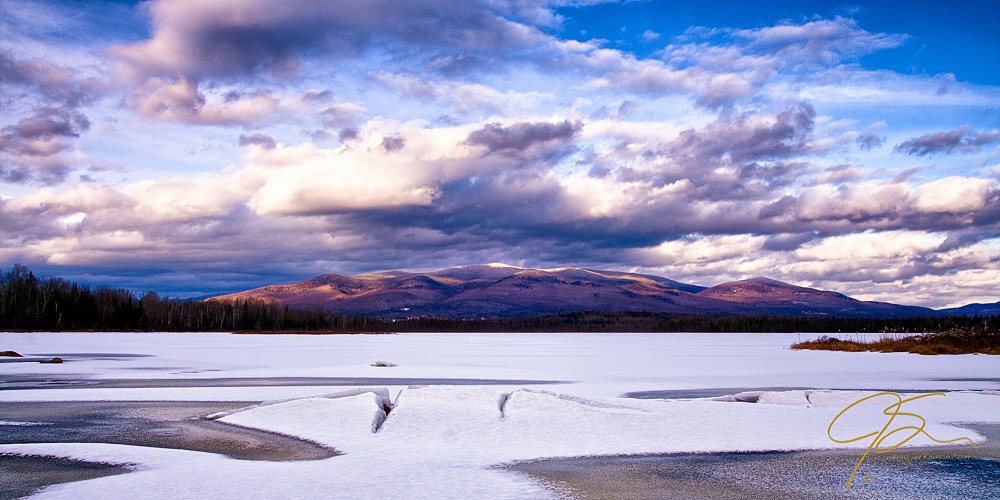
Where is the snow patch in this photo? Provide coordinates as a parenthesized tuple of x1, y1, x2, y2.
(512, 389, 650, 414)
(0, 420, 52, 426)
(734, 391, 765, 403)
(757, 390, 812, 406)
(487, 262, 521, 268)
(220, 392, 388, 448)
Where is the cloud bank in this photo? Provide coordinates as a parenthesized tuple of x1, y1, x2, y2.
(1, 0, 998, 308)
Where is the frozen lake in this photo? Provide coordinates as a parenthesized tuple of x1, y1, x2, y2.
(1, 332, 998, 498)
(3, 332, 998, 399)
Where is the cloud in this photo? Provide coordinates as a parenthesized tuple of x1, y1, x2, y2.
(0, 51, 100, 107)
(759, 176, 999, 229)
(761, 232, 821, 251)
(319, 103, 367, 127)
(112, 0, 552, 81)
(579, 52, 757, 108)
(4, 3, 999, 309)
(243, 121, 481, 216)
(465, 119, 582, 153)
(588, 16, 908, 108)
(642, 30, 661, 42)
(910, 176, 996, 214)
(380, 136, 406, 152)
(629, 229, 1000, 308)
(127, 76, 285, 126)
(855, 132, 884, 151)
(0, 158, 71, 185)
(0, 108, 90, 184)
(732, 17, 907, 68)
(1, 50, 101, 184)
(0, 108, 90, 157)
(238, 133, 276, 149)
(894, 126, 1000, 156)
(372, 71, 550, 115)
(669, 104, 815, 164)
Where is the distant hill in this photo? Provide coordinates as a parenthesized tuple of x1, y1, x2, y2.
(211, 264, 946, 319)
(696, 277, 934, 318)
(937, 301, 1000, 316)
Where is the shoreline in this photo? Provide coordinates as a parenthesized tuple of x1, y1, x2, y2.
(510, 423, 1000, 499)
(0, 401, 337, 462)
(0, 455, 131, 500)
(0, 400, 339, 498)
(0, 375, 567, 392)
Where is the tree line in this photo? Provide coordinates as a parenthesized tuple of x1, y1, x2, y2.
(376, 310, 1000, 334)
(1, 264, 997, 333)
(0, 264, 360, 331)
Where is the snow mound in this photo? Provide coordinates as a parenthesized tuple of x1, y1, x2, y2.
(734, 391, 765, 403)
(220, 392, 387, 449)
(804, 389, 879, 406)
(757, 390, 811, 406)
(507, 389, 650, 415)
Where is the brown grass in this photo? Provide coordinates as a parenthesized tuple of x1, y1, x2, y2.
(0, 350, 23, 357)
(791, 330, 1000, 355)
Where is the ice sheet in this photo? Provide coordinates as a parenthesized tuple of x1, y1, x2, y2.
(2, 332, 998, 499)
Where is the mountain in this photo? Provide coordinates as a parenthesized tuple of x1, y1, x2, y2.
(697, 277, 933, 318)
(937, 301, 1000, 316)
(212, 264, 944, 319)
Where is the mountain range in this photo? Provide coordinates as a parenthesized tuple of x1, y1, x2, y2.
(212, 263, 997, 319)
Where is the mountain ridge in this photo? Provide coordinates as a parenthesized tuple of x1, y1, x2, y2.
(211, 264, 968, 320)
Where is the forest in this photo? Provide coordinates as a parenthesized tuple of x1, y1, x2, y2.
(2, 264, 997, 333)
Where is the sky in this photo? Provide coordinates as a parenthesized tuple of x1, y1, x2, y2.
(1, 0, 998, 308)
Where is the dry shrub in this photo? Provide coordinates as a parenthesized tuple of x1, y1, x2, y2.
(791, 330, 999, 355)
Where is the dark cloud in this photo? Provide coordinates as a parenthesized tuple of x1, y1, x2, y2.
(669, 104, 815, 165)
(971, 191, 1000, 226)
(319, 104, 365, 128)
(339, 128, 360, 142)
(381, 136, 406, 152)
(1, 52, 96, 185)
(762, 232, 821, 251)
(935, 229, 997, 253)
(0, 51, 99, 107)
(822, 164, 864, 184)
(3, 108, 90, 143)
(620, 104, 819, 195)
(0, 158, 71, 185)
(0, 164, 31, 184)
(465, 119, 582, 153)
(0, 107, 90, 159)
(739, 161, 806, 187)
(855, 132, 884, 151)
(238, 132, 277, 149)
(894, 126, 1000, 156)
(113, 0, 551, 80)
(346, 171, 668, 258)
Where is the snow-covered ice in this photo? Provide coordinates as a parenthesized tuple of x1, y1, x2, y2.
(1, 332, 998, 498)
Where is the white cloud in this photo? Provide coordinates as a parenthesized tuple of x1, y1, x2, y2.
(244, 122, 481, 215)
(911, 176, 994, 214)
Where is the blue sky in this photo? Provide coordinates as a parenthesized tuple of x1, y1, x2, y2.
(558, 1, 1000, 85)
(1, 0, 998, 308)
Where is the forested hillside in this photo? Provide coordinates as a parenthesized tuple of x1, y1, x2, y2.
(2, 265, 997, 333)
